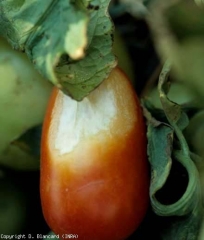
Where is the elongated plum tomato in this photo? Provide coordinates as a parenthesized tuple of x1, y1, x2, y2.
(40, 67, 149, 240)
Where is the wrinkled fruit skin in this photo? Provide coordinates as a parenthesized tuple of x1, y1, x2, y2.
(40, 67, 149, 240)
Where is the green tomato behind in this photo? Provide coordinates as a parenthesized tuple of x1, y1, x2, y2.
(146, 82, 200, 109)
(0, 37, 52, 170)
(184, 110, 204, 231)
(184, 110, 204, 159)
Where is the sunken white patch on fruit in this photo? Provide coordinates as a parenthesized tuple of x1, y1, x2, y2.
(52, 84, 117, 155)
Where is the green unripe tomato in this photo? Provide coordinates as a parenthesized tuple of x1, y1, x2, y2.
(0, 37, 52, 170)
(184, 110, 204, 216)
(146, 82, 200, 109)
(184, 110, 204, 159)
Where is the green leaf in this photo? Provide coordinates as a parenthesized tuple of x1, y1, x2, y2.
(146, 115, 174, 215)
(0, 0, 88, 57)
(143, 61, 203, 239)
(158, 61, 189, 131)
(54, 0, 116, 100)
(0, 0, 116, 100)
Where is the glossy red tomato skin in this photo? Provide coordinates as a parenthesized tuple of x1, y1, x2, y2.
(40, 67, 149, 240)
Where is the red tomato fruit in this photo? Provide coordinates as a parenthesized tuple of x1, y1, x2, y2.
(40, 67, 149, 240)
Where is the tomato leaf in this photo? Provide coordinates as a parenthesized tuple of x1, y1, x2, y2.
(54, 0, 116, 100)
(0, 0, 116, 100)
(143, 104, 174, 215)
(158, 60, 189, 132)
(144, 61, 203, 239)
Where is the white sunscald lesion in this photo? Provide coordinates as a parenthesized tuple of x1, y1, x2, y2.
(50, 81, 117, 155)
